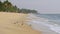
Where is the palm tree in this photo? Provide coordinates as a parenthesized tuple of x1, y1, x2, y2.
(3, 0, 12, 7)
(3, 0, 12, 11)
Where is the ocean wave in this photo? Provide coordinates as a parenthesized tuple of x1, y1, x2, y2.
(27, 14, 60, 34)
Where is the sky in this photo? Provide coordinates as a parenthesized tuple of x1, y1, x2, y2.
(1, 0, 60, 14)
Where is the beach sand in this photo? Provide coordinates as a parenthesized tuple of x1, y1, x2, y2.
(0, 12, 41, 34)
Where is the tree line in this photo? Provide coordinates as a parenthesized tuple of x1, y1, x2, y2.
(0, 0, 37, 14)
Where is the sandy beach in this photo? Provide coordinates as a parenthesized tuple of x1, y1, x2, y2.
(0, 12, 41, 34)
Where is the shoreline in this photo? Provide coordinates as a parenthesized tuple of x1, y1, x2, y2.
(26, 14, 59, 34)
(0, 12, 41, 34)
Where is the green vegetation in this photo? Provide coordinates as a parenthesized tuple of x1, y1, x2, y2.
(0, 0, 37, 14)
(0, 0, 19, 12)
(19, 9, 37, 14)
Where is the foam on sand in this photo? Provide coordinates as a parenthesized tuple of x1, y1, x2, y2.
(26, 14, 59, 34)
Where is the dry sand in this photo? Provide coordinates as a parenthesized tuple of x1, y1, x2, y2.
(0, 12, 41, 34)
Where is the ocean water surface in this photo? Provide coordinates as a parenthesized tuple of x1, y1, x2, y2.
(27, 13, 60, 34)
(36, 14, 60, 34)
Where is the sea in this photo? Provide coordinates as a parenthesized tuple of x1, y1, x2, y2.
(27, 13, 60, 34)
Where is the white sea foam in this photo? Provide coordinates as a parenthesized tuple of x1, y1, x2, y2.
(27, 14, 60, 34)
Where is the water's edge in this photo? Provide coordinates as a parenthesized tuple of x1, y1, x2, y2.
(26, 14, 59, 34)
